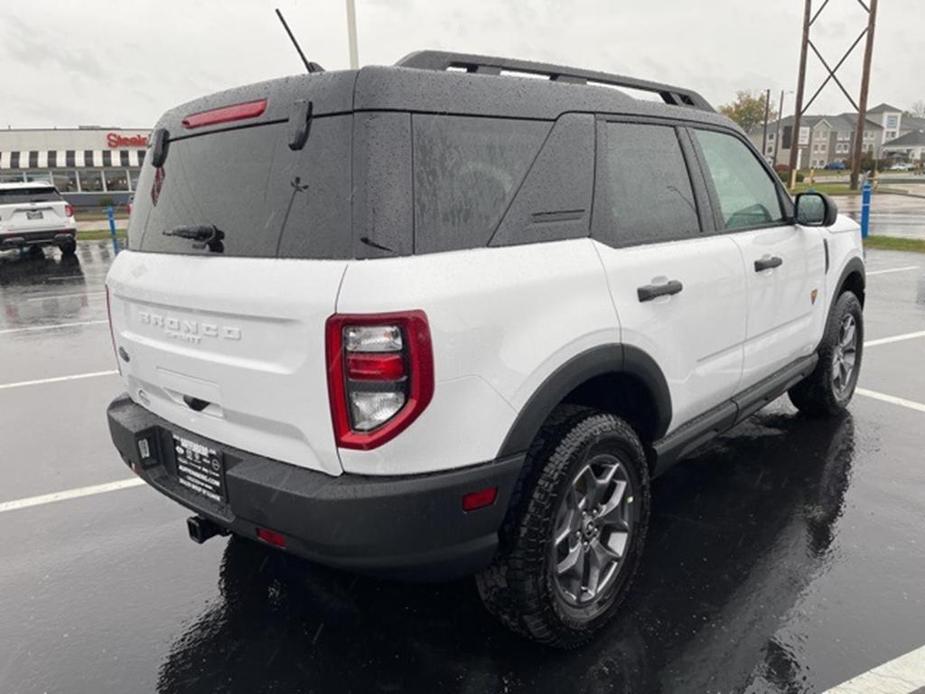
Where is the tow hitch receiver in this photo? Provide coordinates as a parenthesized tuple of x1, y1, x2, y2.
(186, 515, 228, 544)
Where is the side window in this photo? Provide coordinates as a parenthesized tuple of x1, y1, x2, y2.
(694, 129, 785, 231)
(592, 122, 700, 247)
(412, 115, 550, 254)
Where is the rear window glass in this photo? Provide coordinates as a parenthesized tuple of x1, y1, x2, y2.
(0, 187, 61, 204)
(412, 115, 550, 254)
(129, 116, 351, 259)
(593, 122, 700, 247)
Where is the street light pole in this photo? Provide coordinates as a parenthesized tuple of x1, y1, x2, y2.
(788, 0, 812, 189)
(345, 0, 359, 69)
(761, 88, 771, 158)
(773, 89, 787, 168)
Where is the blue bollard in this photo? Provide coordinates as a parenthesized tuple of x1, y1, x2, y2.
(106, 205, 120, 254)
(860, 180, 872, 240)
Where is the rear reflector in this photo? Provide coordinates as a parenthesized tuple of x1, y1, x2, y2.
(256, 527, 287, 548)
(462, 487, 498, 512)
(346, 353, 406, 381)
(182, 99, 267, 129)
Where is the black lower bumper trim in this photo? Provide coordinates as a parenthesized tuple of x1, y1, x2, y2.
(107, 394, 524, 580)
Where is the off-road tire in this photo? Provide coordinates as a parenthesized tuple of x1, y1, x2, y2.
(789, 291, 863, 417)
(476, 407, 650, 648)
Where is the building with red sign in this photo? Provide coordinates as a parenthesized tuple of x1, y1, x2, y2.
(0, 126, 150, 207)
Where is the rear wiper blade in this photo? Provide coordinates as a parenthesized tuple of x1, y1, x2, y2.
(163, 225, 225, 253)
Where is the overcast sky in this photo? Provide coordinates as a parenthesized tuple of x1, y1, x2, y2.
(2, 0, 922, 129)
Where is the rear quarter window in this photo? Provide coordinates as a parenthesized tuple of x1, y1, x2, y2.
(412, 115, 550, 254)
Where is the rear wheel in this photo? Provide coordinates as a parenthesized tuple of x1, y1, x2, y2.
(476, 408, 650, 648)
(59, 238, 77, 256)
(789, 291, 863, 417)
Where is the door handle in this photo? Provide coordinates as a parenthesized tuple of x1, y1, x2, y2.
(637, 280, 683, 302)
(754, 256, 783, 272)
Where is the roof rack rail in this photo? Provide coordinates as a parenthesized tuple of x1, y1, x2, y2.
(396, 50, 713, 112)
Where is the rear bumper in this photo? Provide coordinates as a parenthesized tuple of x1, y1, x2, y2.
(0, 228, 76, 247)
(107, 394, 524, 580)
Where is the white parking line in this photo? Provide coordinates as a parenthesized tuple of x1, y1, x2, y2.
(0, 319, 108, 336)
(856, 388, 925, 414)
(823, 643, 925, 693)
(865, 330, 925, 348)
(25, 291, 106, 302)
(0, 370, 118, 391)
(866, 265, 920, 276)
(0, 478, 144, 514)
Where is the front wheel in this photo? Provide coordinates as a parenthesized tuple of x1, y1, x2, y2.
(789, 291, 863, 417)
(476, 408, 650, 648)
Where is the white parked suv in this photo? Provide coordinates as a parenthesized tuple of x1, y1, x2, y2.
(0, 182, 78, 256)
(105, 52, 865, 647)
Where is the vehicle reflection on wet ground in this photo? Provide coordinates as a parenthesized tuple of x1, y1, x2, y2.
(1, 244, 923, 693)
(154, 411, 860, 694)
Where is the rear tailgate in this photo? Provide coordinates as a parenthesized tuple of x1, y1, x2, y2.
(107, 253, 346, 475)
(0, 187, 71, 233)
(107, 71, 356, 476)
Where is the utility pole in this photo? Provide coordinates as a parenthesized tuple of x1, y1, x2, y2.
(761, 88, 771, 159)
(788, 0, 812, 188)
(345, 0, 359, 69)
(850, 0, 879, 190)
(788, 0, 879, 191)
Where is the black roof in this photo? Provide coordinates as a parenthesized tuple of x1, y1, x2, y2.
(884, 129, 925, 147)
(157, 50, 736, 135)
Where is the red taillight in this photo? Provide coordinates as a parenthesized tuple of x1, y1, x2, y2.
(256, 527, 287, 548)
(326, 311, 434, 450)
(182, 99, 267, 129)
(64, 204, 74, 218)
(105, 287, 120, 374)
(462, 487, 498, 512)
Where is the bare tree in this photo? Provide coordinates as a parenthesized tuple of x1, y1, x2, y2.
(911, 100, 925, 118)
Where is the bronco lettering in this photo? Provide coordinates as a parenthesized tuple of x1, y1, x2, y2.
(138, 311, 241, 341)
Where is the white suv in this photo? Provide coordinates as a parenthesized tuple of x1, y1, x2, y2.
(0, 182, 78, 256)
(105, 51, 865, 647)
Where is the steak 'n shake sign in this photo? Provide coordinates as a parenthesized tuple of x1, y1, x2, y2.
(106, 132, 148, 148)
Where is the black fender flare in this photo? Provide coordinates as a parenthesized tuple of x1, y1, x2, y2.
(496, 344, 672, 458)
(833, 256, 865, 305)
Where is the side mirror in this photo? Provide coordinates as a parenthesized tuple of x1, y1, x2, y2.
(795, 191, 838, 227)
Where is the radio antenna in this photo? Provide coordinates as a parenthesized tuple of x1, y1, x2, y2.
(275, 8, 323, 73)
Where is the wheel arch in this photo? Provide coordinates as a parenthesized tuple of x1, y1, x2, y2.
(496, 344, 672, 460)
(834, 256, 865, 307)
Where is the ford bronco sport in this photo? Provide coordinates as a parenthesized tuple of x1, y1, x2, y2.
(105, 51, 865, 648)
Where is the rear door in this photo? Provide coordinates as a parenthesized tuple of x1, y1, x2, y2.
(690, 128, 826, 389)
(106, 74, 356, 476)
(591, 120, 747, 432)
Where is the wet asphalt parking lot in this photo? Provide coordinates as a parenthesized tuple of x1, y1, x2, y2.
(1, 241, 923, 694)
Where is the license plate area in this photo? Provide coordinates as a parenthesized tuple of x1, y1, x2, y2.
(26, 210, 43, 220)
(172, 435, 226, 503)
